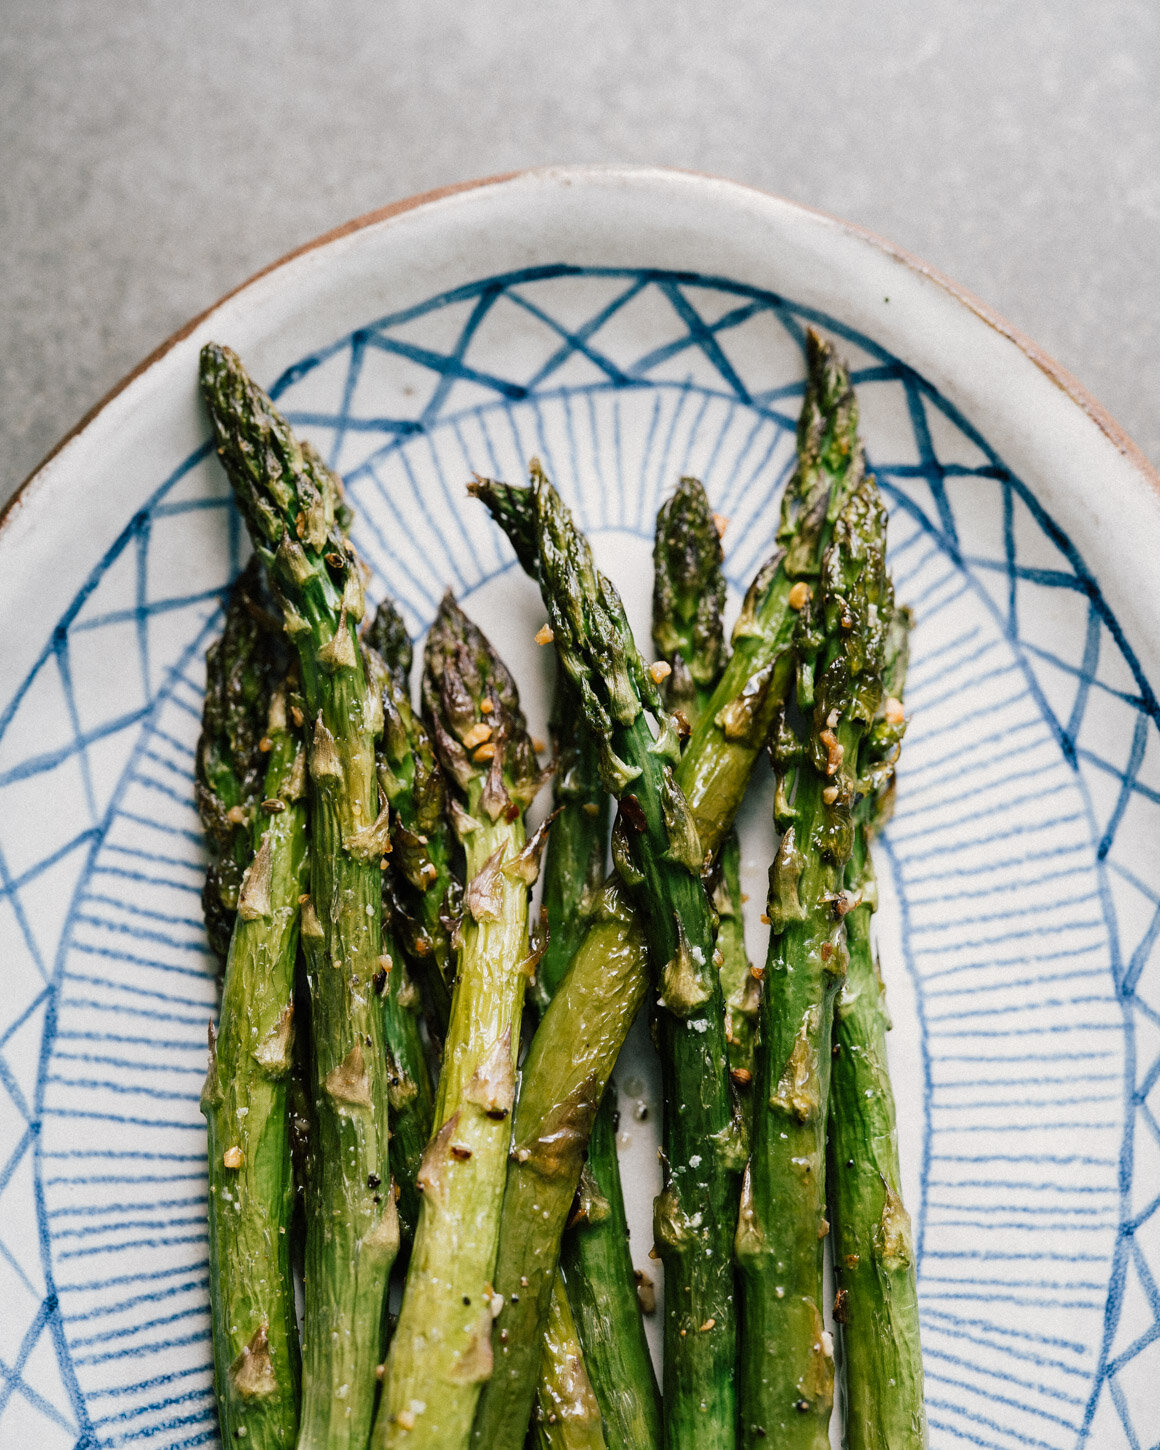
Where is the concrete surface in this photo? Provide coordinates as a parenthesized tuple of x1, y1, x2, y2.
(3, 0, 1158, 503)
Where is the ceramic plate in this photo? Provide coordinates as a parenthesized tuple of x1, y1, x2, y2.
(3, 165, 1159, 1450)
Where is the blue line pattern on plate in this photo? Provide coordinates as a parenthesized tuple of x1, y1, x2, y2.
(0, 266, 1155, 1447)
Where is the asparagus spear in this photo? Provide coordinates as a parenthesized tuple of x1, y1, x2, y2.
(200, 649, 308, 1450)
(828, 606, 926, 1450)
(542, 673, 661, 1450)
(470, 874, 650, 1450)
(200, 344, 398, 1450)
(365, 597, 460, 1039)
(558, 1083, 659, 1448)
(372, 593, 543, 1450)
(480, 464, 738, 1450)
(711, 833, 759, 1112)
(535, 669, 610, 1009)
(679, 328, 867, 838)
(532, 1270, 609, 1450)
(652, 479, 757, 1119)
(737, 471, 889, 1449)
(651, 475, 726, 729)
(360, 635, 436, 1245)
(195, 557, 286, 966)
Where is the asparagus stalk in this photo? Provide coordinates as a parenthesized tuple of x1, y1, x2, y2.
(365, 597, 460, 1039)
(372, 593, 543, 1450)
(470, 875, 650, 1450)
(652, 479, 757, 1118)
(737, 471, 889, 1449)
(828, 608, 926, 1450)
(558, 1083, 659, 1448)
(679, 329, 867, 839)
(195, 557, 285, 966)
(199, 630, 308, 1450)
(532, 1270, 610, 1450)
(360, 634, 436, 1245)
(542, 674, 661, 1450)
(711, 833, 759, 1109)
(200, 344, 398, 1450)
(535, 669, 610, 1009)
(651, 475, 726, 729)
(481, 464, 738, 1450)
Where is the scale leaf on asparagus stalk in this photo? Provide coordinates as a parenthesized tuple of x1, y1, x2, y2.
(737, 470, 890, 1450)
(198, 568, 307, 1450)
(200, 343, 398, 1450)
(828, 606, 927, 1450)
(372, 593, 544, 1450)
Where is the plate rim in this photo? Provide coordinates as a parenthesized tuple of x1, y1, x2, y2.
(6, 160, 1159, 541)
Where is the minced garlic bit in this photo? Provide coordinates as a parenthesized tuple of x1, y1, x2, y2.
(472, 741, 496, 763)
(535, 623, 554, 646)
(649, 660, 672, 685)
(822, 785, 839, 805)
(788, 581, 812, 611)
(462, 721, 492, 750)
(480, 698, 494, 714)
(700, 1317, 716, 1332)
(883, 695, 906, 725)
(223, 1146, 244, 1170)
(712, 512, 729, 540)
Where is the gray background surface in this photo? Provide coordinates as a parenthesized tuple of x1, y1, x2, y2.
(3, 0, 1158, 505)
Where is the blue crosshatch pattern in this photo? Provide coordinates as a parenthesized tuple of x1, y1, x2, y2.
(0, 264, 1156, 1448)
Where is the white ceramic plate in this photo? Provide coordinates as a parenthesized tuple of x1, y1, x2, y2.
(3, 165, 1159, 1450)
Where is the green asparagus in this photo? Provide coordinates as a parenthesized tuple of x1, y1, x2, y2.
(536, 670, 610, 1010)
(533, 1271, 609, 1450)
(828, 606, 926, 1450)
(651, 478, 757, 1121)
(372, 593, 543, 1450)
(470, 872, 650, 1450)
(365, 597, 460, 1040)
(360, 634, 436, 1245)
(737, 470, 889, 1449)
(199, 633, 307, 1450)
(196, 557, 286, 966)
(651, 475, 726, 728)
(481, 463, 738, 1450)
(559, 1083, 660, 1449)
(543, 676, 661, 1450)
(472, 328, 864, 863)
(200, 343, 398, 1450)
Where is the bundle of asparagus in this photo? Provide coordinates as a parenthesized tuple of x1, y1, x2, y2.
(194, 329, 925, 1450)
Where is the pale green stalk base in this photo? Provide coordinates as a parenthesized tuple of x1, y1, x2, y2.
(533, 1273, 609, 1450)
(372, 793, 528, 1450)
(297, 675, 398, 1450)
(203, 729, 307, 1450)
